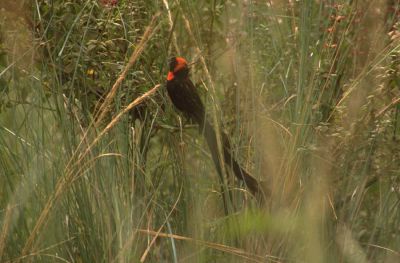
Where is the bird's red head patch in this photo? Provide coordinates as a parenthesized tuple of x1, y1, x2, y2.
(167, 57, 188, 81)
(173, 57, 187, 72)
(167, 71, 175, 81)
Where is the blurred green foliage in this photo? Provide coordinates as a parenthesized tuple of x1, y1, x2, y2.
(0, 0, 400, 262)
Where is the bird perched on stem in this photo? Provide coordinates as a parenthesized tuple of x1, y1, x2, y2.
(166, 56, 263, 198)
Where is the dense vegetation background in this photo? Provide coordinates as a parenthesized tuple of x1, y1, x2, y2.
(1, 0, 400, 262)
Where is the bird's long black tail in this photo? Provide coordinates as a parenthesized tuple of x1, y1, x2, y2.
(198, 117, 262, 197)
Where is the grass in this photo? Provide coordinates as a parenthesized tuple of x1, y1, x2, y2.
(1, 0, 400, 262)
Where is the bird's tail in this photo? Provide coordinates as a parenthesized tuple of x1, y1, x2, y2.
(200, 118, 263, 197)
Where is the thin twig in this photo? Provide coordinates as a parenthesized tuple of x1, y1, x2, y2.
(375, 97, 400, 118)
(136, 229, 283, 263)
(162, 0, 180, 54)
(139, 183, 183, 262)
(91, 84, 162, 155)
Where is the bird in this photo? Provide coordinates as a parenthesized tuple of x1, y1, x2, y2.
(166, 56, 263, 197)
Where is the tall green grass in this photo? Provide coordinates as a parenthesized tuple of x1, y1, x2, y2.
(1, 0, 400, 262)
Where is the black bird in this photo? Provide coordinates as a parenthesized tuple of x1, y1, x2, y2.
(166, 57, 262, 197)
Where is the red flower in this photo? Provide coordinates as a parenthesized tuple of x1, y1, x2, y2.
(100, 0, 118, 7)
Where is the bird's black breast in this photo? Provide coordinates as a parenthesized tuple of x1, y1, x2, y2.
(166, 77, 205, 125)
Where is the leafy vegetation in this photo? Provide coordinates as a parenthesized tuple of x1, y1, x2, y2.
(1, 0, 400, 262)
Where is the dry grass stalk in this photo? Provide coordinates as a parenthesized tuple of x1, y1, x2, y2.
(94, 12, 161, 126)
(20, 11, 162, 256)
